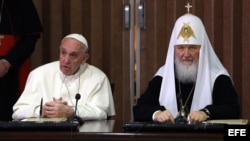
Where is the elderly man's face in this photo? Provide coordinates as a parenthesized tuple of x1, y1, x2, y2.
(174, 44, 200, 83)
(175, 45, 200, 66)
(59, 38, 89, 75)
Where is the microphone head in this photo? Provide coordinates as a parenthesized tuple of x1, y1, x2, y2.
(75, 93, 81, 100)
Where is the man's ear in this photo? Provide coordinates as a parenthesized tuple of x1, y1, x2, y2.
(82, 53, 89, 63)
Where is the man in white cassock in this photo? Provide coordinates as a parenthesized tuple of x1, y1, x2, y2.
(12, 33, 115, 121)
(133, 5, 239, 123)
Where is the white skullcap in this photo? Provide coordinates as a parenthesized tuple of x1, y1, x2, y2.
(64, 33, 88, 49)
(173, 14, 203, 45)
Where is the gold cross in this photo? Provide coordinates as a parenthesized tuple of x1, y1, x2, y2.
(185, 2, 192, 13)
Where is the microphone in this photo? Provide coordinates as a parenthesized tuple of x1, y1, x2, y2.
(74, 93, 81, 117)
(72, 93, 84, 125)
(175, 93, 188, 124)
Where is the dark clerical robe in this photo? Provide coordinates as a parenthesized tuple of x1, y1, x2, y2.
(133, 75, 240, 121)
(0, 0, 43, 121)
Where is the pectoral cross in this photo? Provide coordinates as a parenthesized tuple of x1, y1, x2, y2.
(180, 106, 186, 117)
(185, 2, 192, 13)
(0, 35, 4, 46)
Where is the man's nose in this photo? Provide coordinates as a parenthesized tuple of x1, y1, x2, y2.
(183, 48, 190, 56)
(63, 55, 71, 63)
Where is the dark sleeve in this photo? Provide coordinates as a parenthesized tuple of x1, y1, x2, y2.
(4, 0, 43, 69)
(5, 34, 41, 69)
(205, 75, 240, 119)
(133, 76, 166, 121)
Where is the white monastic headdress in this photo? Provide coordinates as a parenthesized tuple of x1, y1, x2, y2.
(156, 10, 229, 118)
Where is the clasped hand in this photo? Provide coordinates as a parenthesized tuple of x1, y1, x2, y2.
(42, 97, 74, 118)
(154, 109, 208, 123)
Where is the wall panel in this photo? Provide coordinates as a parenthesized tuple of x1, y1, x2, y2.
(31, 0, 250, 121)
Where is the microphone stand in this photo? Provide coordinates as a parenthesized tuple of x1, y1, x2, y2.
(71, 93, 84, 125)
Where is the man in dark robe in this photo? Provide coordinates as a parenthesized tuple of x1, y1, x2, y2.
(0, 0, 43, 121)
(133, 4, 240, 123)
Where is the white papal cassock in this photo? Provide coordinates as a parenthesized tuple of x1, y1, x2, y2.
(12, 61, 115, 120)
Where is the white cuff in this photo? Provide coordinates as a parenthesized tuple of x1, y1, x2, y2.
(152, 110, 161, 120)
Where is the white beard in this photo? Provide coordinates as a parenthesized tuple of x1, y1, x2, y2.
(174, 57, 198, 83)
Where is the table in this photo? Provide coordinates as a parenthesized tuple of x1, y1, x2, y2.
(0, 120, 224, 141)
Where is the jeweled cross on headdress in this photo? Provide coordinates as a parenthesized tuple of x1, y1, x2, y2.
(185, 2, 192, 13)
